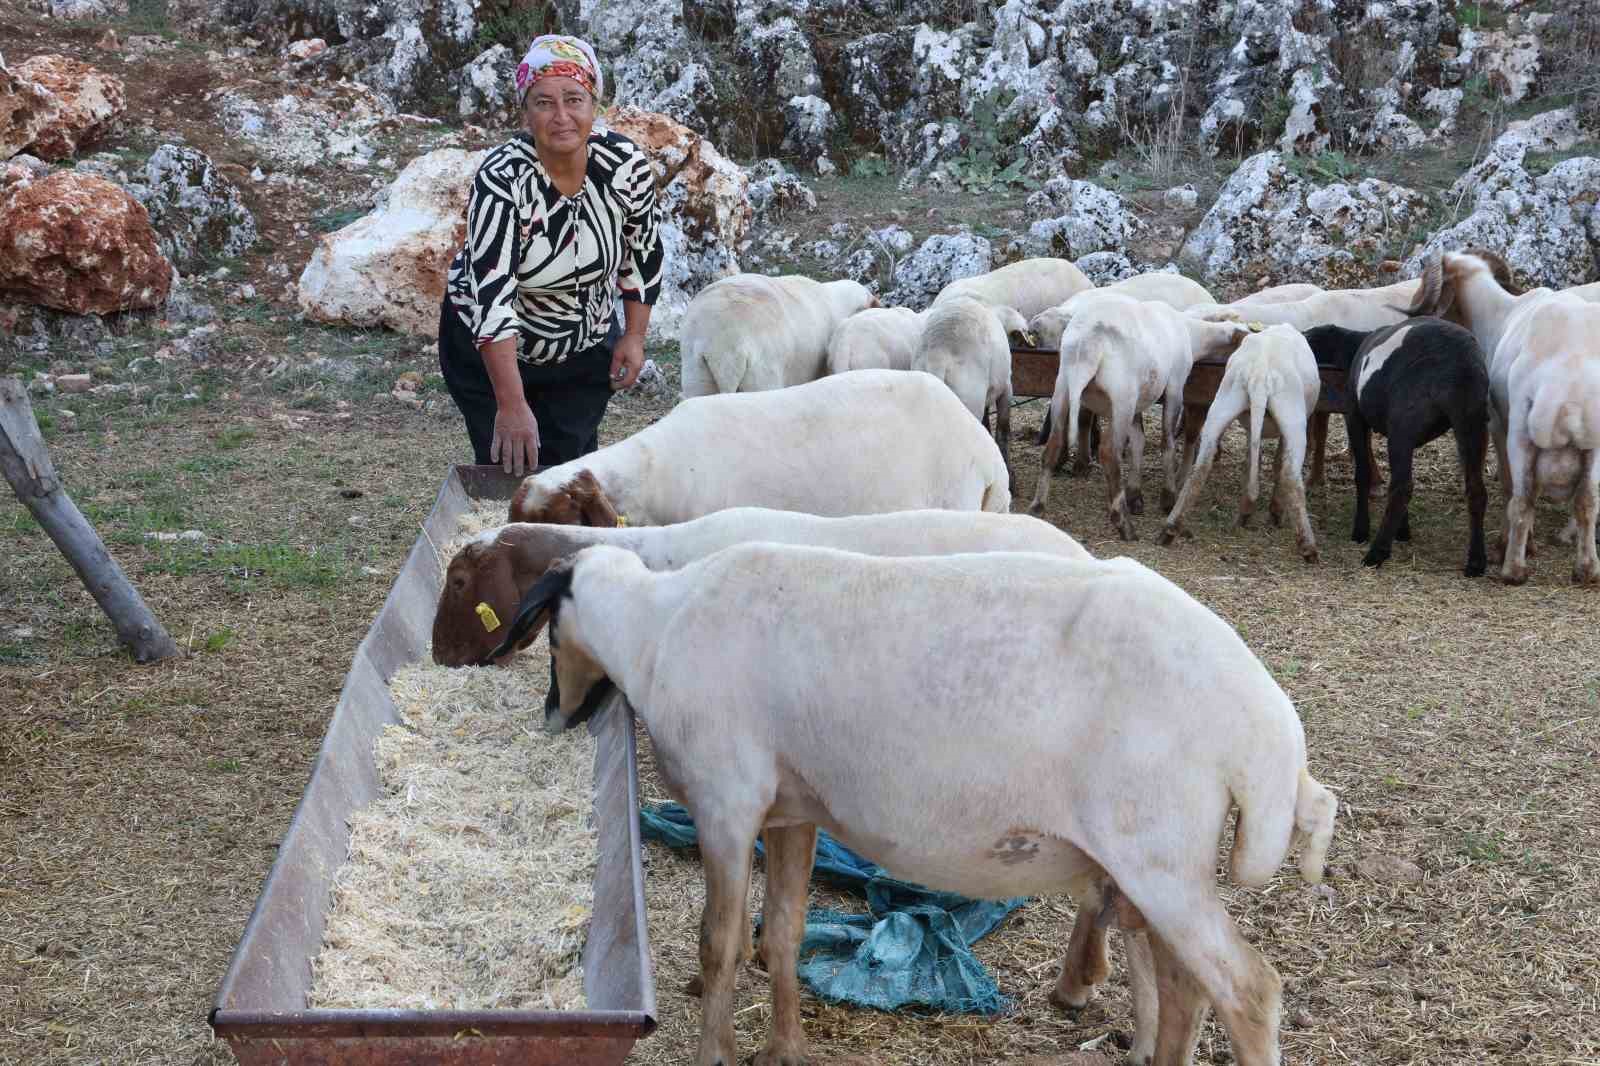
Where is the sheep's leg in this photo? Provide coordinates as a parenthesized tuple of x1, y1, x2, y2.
(1456, 408, 1490, 577)
(695, 827, 758, 1066)
(1306, 411, 1329, 488)
(1365, 435, 1414, 569)
(1365, 428, 1386, 497)
(754, 823, 817, 1066)
(1030, 398, 1069, 516)
(1104, 418, 1137, 540)
(995, 387, 1015, 495)
(1125, 415, 1148, 518)
(1489, 412, 1516, 561)
(1072, 411, 1096, 475)
(1050, 879, 1110, 1012)
(1179, 403, 1205, 489)
(1274, 407, 1318, 563)
(1502, 436, 1539, 586)
(1146, 930, 1208, 1066)
(1347, 410, 1375, 544)
(1267, 433, 1287, 527)
(1572, 449, 1600, 586)
(1162, 387, 1247, 545)
(685, 844, 762, 998)
(1159, 389, 1184, 512)
(1133, 886, 1283, 1066)
(1124, 930, 1160, 1066)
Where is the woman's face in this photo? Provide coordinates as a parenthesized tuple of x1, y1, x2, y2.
(522, 75, 595, 156)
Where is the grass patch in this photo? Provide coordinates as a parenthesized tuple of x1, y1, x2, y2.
(311, 206, 369, 233)
(145, 539, 351, 591)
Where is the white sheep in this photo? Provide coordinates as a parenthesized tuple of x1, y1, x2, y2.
(1160, 324, 1322, 562)
(509, 368, 1012, 527)
(825, 306, 925, 374)
(1029, 291, 1251, 538)
(504, 542, 1336, 1066)
(1403, 249, 1600, 583)
(433, 508, 1089, 668)
(1234, 282, 1325, 304)
(1184, 277, 1423, 333)
(932, 257, 1093, 319)
(913, 294, 1030, 487)
(1105, 270, 1215, 310)
(679, 273, 877, 397)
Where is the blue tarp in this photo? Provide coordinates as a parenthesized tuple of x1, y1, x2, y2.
(638, 802, 1025, 1015)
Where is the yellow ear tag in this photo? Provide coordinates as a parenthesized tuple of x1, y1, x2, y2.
(1247, 321, 1265, 333)
(476, 602, 502, 633)
(616, 515, 627, 527)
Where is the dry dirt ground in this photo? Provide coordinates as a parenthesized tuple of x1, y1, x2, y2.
(4, 3, 1600, 1063)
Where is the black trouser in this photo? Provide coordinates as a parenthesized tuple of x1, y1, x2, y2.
(437, 296, 621, 467)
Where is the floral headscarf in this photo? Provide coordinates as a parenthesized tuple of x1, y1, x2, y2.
(516, 34, 603, 106)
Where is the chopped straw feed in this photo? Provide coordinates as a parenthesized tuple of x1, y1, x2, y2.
(307, 503, 597, 1012)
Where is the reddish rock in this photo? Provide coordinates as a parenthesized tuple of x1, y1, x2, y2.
(605, 106, 751, 247)
(1, 59, 55, 161)
(0, 171, 174, 314)
(12, 55, 126, 161)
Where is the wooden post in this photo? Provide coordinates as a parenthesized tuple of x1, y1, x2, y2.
(1, 376, 180, 663)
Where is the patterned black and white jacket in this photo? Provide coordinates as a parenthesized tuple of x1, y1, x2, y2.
(446, 128, 664, 365)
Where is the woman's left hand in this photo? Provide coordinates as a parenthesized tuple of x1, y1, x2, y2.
(609, 332, 645, 391)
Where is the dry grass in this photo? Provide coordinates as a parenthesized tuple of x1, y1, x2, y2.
(308, 634, 596, 1012)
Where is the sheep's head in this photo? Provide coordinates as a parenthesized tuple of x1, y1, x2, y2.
(478, 553, 615, 733)
(1028, 307, 1071, 351)
(509, 469, 620, 526)
(1396, 248, 1522, 324)
(1301, 324, 1369, 371)
(432, 525, 582, 667)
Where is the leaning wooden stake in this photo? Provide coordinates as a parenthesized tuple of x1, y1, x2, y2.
(0, 376, 179, 663)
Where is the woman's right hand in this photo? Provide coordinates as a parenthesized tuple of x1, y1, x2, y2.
(492, 400, 539, 475)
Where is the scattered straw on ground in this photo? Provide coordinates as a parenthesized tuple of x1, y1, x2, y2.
(307, 618, 595, 1010)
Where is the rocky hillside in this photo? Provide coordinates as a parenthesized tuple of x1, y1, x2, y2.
(2, 0, 1599, 373)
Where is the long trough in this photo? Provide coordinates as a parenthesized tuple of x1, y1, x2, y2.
(210, 464, 657, 1066)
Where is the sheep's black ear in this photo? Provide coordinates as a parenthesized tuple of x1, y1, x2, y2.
(478, 556, 578, 664)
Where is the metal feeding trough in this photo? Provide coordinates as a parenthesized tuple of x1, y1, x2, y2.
(210, 465, 657, 1066)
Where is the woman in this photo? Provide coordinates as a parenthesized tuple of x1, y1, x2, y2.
(440, 34, 663, 476)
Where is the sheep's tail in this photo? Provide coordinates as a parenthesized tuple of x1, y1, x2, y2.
(1245, 375, 1269, 504)
(679, 340, 750, 398)
(1229, 766, 1337, 888)
(1063, 342, 1102, 474)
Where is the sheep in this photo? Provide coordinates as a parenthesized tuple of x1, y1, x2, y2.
(679, 273, 877, 397)
(1304, 319, 1491, 576)
(912, 294, 1031, 487)
(1103, 270, 1215, 310)
(1234, 282, 1324, 305)
(1159, 324, 1322, 562)
(932, 257, 1093, 320)
(824, 306, 924, 374)
(1029, 291, 1252, 538)
(493, 542, 1337, 1066)
(1184, 278, 1422, 334)
(1400, 249, 1600, 583)
(432, 508, 1090, 669)
(508, 368, 1012, 528)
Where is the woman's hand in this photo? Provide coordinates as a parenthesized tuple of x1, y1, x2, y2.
(492, 400, 539, 476)
(610, 331, 646, 391)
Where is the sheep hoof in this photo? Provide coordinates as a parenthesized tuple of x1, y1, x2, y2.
(1049, 981, 1094, 1014)
(1302, 546, 1321, 564)
(1027, 499, 1047, 518)
(1071, 460, 1091, 477)
(1118, 523, 1139, 542)
(1464, 558, 1487, 578)
(1157, 525, 1179, 546)
(1502, 564, 1530, 586)
(1159, 488, 1177, 512)
(1362, 549, 1388, 568)
(753, 1039, 810, 1066)
(1238, 511, 1254, 529)
(1397, 526, 1412, 543)
(1352, 527, 1369, 544)
(683, 973, 704, 997)
(1126, 491, 1145, 516)
(1573, 563, 1600, 587)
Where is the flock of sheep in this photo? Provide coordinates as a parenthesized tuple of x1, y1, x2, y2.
(422, 246, 1600, 1066)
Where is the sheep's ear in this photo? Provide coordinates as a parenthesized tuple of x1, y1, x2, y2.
(479, 555, 577, 664)
(566, 470, 621, 527)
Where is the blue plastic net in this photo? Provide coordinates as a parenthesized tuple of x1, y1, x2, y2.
(638, 802, 1025, 1015)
